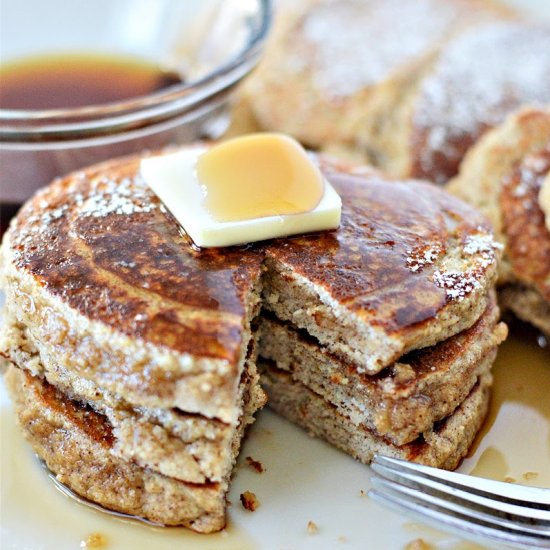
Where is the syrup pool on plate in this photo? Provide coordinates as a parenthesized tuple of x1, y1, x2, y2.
(462, 326, 550, 487)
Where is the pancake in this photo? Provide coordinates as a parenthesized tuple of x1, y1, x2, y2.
(259, 294, 506, 446)
(381, 22, 550, 184)
(244, 0, 511, 152)
(5, 366, 230, 531)
(499, 286, 550, 338)
(0, 148, 503, 529)
(261, 169, 501, 373)
(448, 106, 550, 336)
(260, 366, 493, 471)
(2, 312, 264, 484)
(0, 157, 265, 423)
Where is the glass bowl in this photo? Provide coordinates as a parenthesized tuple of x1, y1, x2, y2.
(0, 0, 271, 208)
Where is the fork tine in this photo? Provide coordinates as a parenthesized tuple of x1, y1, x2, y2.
(372, 455, 550, 510)
(371, 460, 550, 525)
(369, 484, 550, 550)
(371, 477, 550, 537)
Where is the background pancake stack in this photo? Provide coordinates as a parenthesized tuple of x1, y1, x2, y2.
(237, 0, 550, 185)
(449, 106, 550, 339)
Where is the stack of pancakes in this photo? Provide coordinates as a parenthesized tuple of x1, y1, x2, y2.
(239, 0, 550, 184)
(0, 158, 268, 533)
(1, 151, 505, 531)
(448, 106, 550, 337)
(257, 164, 507, 468)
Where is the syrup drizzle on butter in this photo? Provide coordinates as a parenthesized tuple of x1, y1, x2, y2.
(196, 133, 324, 223)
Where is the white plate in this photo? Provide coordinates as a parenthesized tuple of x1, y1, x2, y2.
(2, 1, 550, 549)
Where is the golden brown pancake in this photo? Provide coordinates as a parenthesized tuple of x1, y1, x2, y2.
(5, 366, 232, 531)
(261, 367, 493, 471)
(260, 293, 506, 446)
(243, 0, 512, 152)
(448, 106, 550, 336)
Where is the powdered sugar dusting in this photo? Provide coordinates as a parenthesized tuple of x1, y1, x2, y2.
(433, 269, 481, 300)
(406, 243, 442, 272)
(79, 174, 156, 218)
(504, 144, 550, 212)
(431, 229, 501, 301)
(414, 23, 550, 182)
(9, 173, 158, 266)
(296, 0, 460, 98)
(463, 232, 503, 268)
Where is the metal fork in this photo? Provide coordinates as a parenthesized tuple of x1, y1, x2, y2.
(369, 455, 550, 549)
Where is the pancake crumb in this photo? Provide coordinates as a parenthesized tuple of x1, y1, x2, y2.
(522, 471, 539, 481)
(504, 476, 517, 483)
(240, 491, 260, 511)
(245, 456, 264, 473)
(307, 520, 318, 534)
(80, 533, 108, 549)
(404, 539, 433, 550)
(330, 373, 349, 385)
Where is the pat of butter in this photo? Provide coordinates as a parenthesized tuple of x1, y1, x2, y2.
(140, 145, 342, 248)
(539, 172, 550, 231)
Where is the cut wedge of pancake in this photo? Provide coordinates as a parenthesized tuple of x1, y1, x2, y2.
(260, 365, 492, 471)
(2, 318, 264, 485)
(260, 294, 506, 446)
(5, 366, 231, 532)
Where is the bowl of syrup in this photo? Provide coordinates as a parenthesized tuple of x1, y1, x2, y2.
(0, 0, 271, 226)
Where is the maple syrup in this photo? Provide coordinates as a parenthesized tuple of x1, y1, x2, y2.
(463, 325, 550, 487)
(0, 53, 184, 237)
(196, 133, 325, 222)
(0, 53, 183, 110)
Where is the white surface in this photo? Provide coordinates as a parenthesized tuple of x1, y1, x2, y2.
(140, 147, 341, 248)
